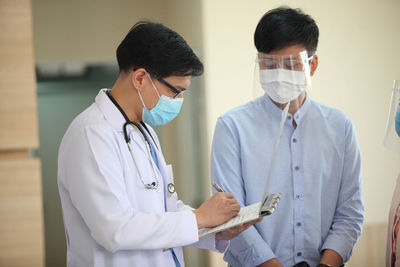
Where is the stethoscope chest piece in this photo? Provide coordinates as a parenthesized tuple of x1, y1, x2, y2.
(168, 183, 175, 194)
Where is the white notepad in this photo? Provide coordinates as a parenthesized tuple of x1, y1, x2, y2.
(198, 193, 281, 238)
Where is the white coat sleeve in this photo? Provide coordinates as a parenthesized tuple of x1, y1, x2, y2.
(59, 125, 199, 252)
(189, 234, 229, 253)
(172, 194, 229, 252)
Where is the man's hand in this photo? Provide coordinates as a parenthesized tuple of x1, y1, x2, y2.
(256, 258, 284, 267)
(193, 192, 240, 228)
(215, 218, 263, 240)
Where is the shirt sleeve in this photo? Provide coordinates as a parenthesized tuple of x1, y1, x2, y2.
(59, 124, 199, 252)
(189, 234, 229, 253)
(211, 117, 276, 266)
(321, 118, 365, 262)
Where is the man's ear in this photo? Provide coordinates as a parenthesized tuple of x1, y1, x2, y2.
(131, 68, 147, 92)
(310, 55, 318, 77)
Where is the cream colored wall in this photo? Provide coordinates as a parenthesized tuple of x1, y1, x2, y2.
(202, 0, 400, 266)
(33, 0, 167, 62)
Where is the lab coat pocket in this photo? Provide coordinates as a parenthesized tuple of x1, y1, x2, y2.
(165, 164, 178, 211)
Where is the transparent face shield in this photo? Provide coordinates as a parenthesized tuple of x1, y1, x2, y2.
(384, 80, 400, 154)
(253, 50, 313, 101)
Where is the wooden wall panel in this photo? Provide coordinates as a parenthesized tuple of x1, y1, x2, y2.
(0, 0, 39, 150)
(0, 159, 44, 267)
(0, 1, 43, 266)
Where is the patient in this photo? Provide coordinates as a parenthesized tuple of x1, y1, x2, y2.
(211, 7, 364, 267)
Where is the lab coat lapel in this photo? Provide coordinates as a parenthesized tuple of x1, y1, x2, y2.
(151, 145, 177, 212)
(96, 89, 150, 156)
(142, 129, 174, 210)
(95, 89, 126, 133)
(146, 131, 168, 178)
(128, 128, 148, 155)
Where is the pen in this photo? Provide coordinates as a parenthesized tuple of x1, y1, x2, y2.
(212, 182, 224, 192)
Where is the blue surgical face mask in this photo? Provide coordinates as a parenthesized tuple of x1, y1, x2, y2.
(138, 74, 184, 126)
(395, 104, 400, 137)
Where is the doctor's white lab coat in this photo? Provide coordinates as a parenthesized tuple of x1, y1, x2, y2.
(57, 89, 228, 267)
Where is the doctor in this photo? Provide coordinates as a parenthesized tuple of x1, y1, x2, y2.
(58, 21, 258, 267)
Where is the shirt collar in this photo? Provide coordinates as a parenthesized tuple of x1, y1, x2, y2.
(263, 93, 284, 118)
(263, 92, 311, 125)
(95, 88, 126, 132)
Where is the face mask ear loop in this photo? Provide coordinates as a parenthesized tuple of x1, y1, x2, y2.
(147, 73, 161, 98)
(137, 89, 147, 110)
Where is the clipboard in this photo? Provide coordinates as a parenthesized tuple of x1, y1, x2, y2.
(198, 193, 281, 238)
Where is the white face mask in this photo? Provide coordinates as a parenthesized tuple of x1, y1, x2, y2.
(259, 69, 307, 104)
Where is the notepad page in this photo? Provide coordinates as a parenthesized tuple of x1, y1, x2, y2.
(198, 202, 262, 238)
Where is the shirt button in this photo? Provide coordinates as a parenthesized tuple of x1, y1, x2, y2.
(287, 116, 291, 120)
(293, 138, 297, 143)
(297, 252, 302, 256)
(296, 195, 300, 199)
(295, 166, 300, 171)
(296, 222, 302, 227)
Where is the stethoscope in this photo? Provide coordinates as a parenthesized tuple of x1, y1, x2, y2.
(106, 90, 163, 190)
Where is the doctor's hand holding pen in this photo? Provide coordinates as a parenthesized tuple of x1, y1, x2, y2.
(192, 191, 240, 229)
(192, 183, 263, 240)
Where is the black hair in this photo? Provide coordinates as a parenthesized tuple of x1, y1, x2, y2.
(116, 21, 203, 78)
(254, 7, 319, 55)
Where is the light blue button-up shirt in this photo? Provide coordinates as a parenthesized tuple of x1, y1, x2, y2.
(211, 94, 364, 267)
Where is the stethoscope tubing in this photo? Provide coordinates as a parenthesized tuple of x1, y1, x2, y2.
(127, 140, 159, 189)
(106, 90, 159, 190)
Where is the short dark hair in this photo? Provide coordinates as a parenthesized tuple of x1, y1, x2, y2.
(254, 7, 319, 55)
(116, 21, 204, 78)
